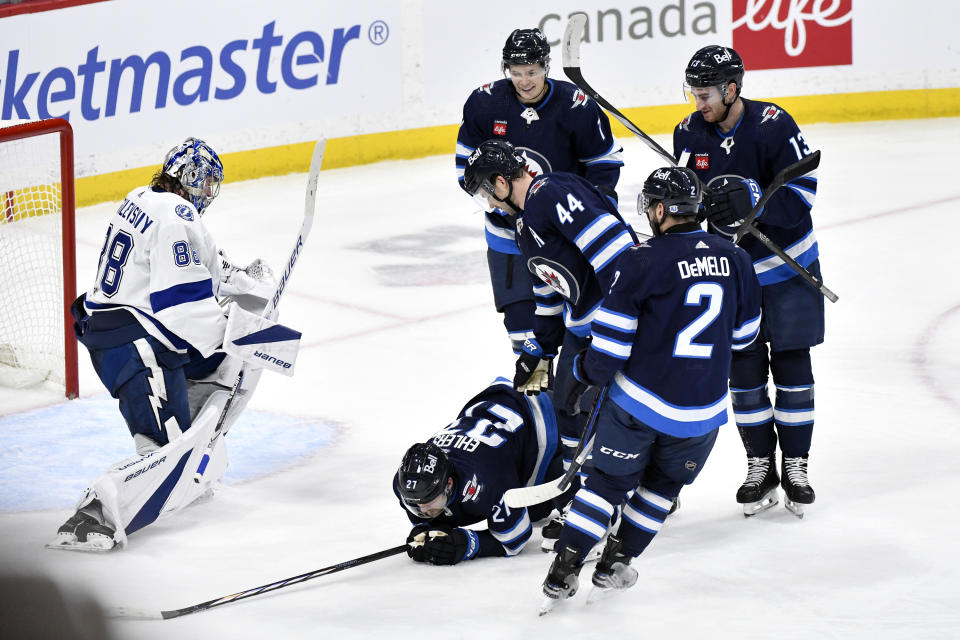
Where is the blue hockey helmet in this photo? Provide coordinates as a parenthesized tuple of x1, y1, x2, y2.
(685, 45, 744, 92)
(502, 28, 550, 70)
(396, 442, 453, 518)
(462, 139, 527, 200)
(640, 166, 702, 217)
(162, 137, 224, 214)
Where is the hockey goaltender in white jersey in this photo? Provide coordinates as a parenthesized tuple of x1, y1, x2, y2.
(50, 137, 302, 552)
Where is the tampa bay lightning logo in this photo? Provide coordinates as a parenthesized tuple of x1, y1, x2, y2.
(175, 204, 194, 221)
(515, 147, 552, 178)
(528, 256, 581, 304)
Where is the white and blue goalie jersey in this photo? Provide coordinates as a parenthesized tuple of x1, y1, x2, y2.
(392, 379, 559, 559)
(81, 186, 226, 357)
(581, 227, 762, 437)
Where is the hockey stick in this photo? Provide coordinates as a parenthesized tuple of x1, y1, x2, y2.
(562, 13, 675, 167)
(734, 149, 821, 243)
(194, 139, 326, 482)
(503, 386, 607, 508)
(729, 150, 838, 302)
(109, 544, 408, 620)
(561, 15, 838, 303)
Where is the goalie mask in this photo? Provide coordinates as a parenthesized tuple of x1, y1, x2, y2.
(396, 442, 454, 519)
(163, 137, 224, 214)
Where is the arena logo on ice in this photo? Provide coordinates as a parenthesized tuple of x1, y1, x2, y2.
(732, 0, 852, 70)
(0, 20, 386, 121)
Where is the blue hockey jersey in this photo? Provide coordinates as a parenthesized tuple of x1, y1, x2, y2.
(515, 173, 637, 354)
(673, 98, 819, 286)
(581, 225, 762, 437)
(392, 378, 559, 559)
(456, 78, 623, 256)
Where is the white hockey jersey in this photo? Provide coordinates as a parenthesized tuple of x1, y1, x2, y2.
(83, 186, 226, 357)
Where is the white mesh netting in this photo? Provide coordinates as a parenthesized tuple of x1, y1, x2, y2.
(0, 125, 66, 388)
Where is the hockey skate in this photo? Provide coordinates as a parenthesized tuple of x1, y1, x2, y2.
(736, 454, 780, 517)
(781, 454, 816, 519)
(539, 545, 583, 616)
(540, 503, 618, 562)
(48, 499, 117, 552)
(587, 535, 637, 604)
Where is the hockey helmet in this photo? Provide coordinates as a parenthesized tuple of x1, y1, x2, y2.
(639, 166, 702, 217)
(396, 442, 453, 518)
(502, 28, 550, 70)
(685, 45, 745, 91)
(163, 137, 224, 214)
(462, 139, 527, 199)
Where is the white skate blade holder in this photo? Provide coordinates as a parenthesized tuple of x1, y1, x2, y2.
(784, 497, 805, 519)
(539, 595, 559, 616)
(742, 487, 779, 517)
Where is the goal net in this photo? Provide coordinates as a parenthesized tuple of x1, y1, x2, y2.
(0, 119, 78, 398)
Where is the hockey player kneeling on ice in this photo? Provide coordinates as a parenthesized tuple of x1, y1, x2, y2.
(539, 168, 761, 613)
(393, 379, 576, 565)
(51, 138, 298, 552)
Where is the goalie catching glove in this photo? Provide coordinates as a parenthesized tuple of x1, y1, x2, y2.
(218, 250, 276, 299)
(513, 338, 554, 395)
(700, 175, 762, 236)
(406, 524, 479, 565)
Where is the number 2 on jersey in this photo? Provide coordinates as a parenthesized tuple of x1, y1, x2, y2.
(673, 282, 723, 359)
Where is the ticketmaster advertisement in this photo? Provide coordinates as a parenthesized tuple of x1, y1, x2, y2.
(0, 0, 957, 180)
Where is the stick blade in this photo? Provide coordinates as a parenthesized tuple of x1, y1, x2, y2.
(104, 606, 164, 620)
(562, 13, 588, 69)
(503, 477, 564, 508)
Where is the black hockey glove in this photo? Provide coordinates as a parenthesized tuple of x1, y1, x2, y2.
(513, 338, 554, 395)
(406, 525, 476, 565)
(700, 178, 758, 229)
(560, 350, 593, 417)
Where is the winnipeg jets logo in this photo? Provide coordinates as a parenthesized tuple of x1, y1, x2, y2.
(760, 105, 782, 124)
(521, 107, 539, 125)
(679, 114, 692, 131)
(461, 475, 483, 503)
(571, 89, 589, 109)
(539, 268, 566, 295)
(529, 257, 580, 302)
(516, 148, 551, 178)
(528, 177, 548, 196)
(477, 82, 494, 95)
(720, 137, 735, 155)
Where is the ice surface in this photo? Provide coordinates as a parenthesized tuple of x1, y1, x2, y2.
(1, 119, 959, 639)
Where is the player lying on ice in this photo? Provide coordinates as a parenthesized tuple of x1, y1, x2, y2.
(393, 378, 579, 565)
(50, 138, 300, 552)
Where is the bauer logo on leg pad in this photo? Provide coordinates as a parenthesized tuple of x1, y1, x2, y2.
(223, 303, 301, 376)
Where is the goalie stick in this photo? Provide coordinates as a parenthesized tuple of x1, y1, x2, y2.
(503, 386, 608, 508)
(108, 544, 408, 620)
(194, 139, 326, 482)
(561, 14, 838, 303)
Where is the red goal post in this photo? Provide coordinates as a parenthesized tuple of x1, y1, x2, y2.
(0, 118, 78, 399)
